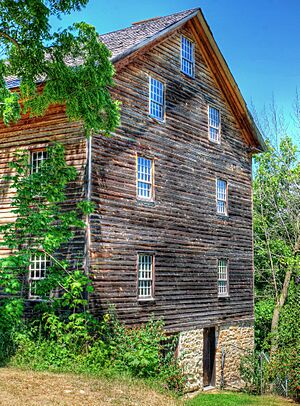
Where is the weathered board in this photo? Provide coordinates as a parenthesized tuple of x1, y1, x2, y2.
(0, 21, 255, 333)
(0, 105, 87, 289)
(88, 24, 254, 332)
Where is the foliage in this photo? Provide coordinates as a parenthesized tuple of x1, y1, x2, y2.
(0, 0, 120, 135)
(0, 143, 91, 308)
(240, 352, 262, 394)
(253, 136, 300, 349)
(267, 281, 300, 399)
(0, 299, 24, 365)
(0, 142, 94, 371)
(267, 347, 300, 401)
(106, 315, 186, 392)
(278, 281, 300, 347)
(254, 299, 274, 350)
(254, 137, 300, 300)
(253, 135, 300, 399)
(11, 314, 186, 393)
(107, 316, 164, 377)
(0, 144, 184, 392)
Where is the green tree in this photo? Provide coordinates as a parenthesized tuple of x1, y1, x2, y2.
(0, 143, 93, 319)
(0, 0, 119, 135)
(253, 136, 300, 353)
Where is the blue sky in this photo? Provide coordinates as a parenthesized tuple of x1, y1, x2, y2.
(51, 0, 300, 136)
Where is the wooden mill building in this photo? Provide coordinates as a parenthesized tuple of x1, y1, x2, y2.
(0, 8, 266, 391)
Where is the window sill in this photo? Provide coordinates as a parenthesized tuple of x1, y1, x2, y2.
(180, 70, 195, 80)
(209, 139, 222, 147)
(218, 295, 230, 300)
(136, 199, 156, 207)
(148, 115, 166, 124)
(216, 212, 229, 219)
(138, 297, 155, 304)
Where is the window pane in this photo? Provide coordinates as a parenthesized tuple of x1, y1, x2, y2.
(181, 36, 195, 77)
(209, 107, 220, 142)
(137, 156, 153, 199)
(218, 280, 227, 295)
(218, 259, 228, 296)
(216, 179, 227, 214)
(138, 254, 153, 299)
(217, 200, 226, 214)
(209, 107, 220, 127)
(30, 150, 47, 174)
(209, 127, 219, 143)
(29, 253, 50, 299)
(149, 77, 164, 120)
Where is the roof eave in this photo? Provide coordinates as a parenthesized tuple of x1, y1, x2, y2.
(110, 8, 266, 153)
(193, 10, 267, 152)
(111, 9, 199, 64)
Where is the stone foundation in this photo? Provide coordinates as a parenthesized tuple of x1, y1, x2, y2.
(178, 328, 204, 392)
(215, 320, 254, 389)
(177, 320, 254, 392)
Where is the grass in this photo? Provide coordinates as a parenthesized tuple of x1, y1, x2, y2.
(0, 367, 295, 406)
(0, 367, 180, 406)
(186, 392, 295, 406)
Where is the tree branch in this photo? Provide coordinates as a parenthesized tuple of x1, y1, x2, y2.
(0, 31, 19, 49)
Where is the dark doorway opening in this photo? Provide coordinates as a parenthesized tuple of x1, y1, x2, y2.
(203, 327, 216, 387)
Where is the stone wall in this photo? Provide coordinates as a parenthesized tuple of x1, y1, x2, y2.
(177, 328, 204, 392)
(215, 320, 254, 389)
(177, 319, 254, 392)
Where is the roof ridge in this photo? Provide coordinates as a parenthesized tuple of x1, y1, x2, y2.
(100, 8, 199, 38)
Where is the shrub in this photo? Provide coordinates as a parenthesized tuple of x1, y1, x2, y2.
(240, 351, 262, 394)
(0, 299, 24, 366)
(268, 347, 300, 401)
(254, 298, 274, 350)
(10, 312, 186, 393)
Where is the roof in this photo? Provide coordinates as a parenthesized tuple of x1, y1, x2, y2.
(100, 8, 199, 61)
(5, 8, 266, 151)
(100, 8, 265, 151)
(6, 8, 198, 89)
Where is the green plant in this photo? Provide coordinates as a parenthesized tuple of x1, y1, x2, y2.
(269, 281, 300, 400)
(108, 318, 163, 378)
(0, 145, 185, 393)
(254, 298, 274, 350)
(0, 143, 94, 365)
(0, 299, 24, 365)
(240, 352, 262, 394)
(10, 313, 186, 393)
(0, 1, 120, 134)
(253, 136, 300, 354)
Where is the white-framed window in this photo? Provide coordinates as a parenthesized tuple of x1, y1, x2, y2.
(216, 178, 227, 215)
(209, 106, 221, 143)
(218, 259, 229, 296)
(30, 150, 47, 174)
(137, 156, 154, 200)
(138, 254, 154, 299)
(181, 36, 195, 77)
(149, 77, 165, 121)
(28, 253, 50, 299)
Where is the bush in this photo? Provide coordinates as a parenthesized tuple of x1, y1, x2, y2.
(254, 298, 274, 350)
(108, 317, 163, 378)
(240, 351, 263, 394)
(0, 299, 24, 366)
(10, 312, 186, 393)
(268, 347, 300, 401)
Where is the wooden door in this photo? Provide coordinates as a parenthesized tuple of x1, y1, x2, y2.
(203, 327, 216, 387)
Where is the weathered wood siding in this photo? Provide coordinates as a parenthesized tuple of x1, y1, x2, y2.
(0, 105, 87, 276)
(89, 24, 254, 332)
